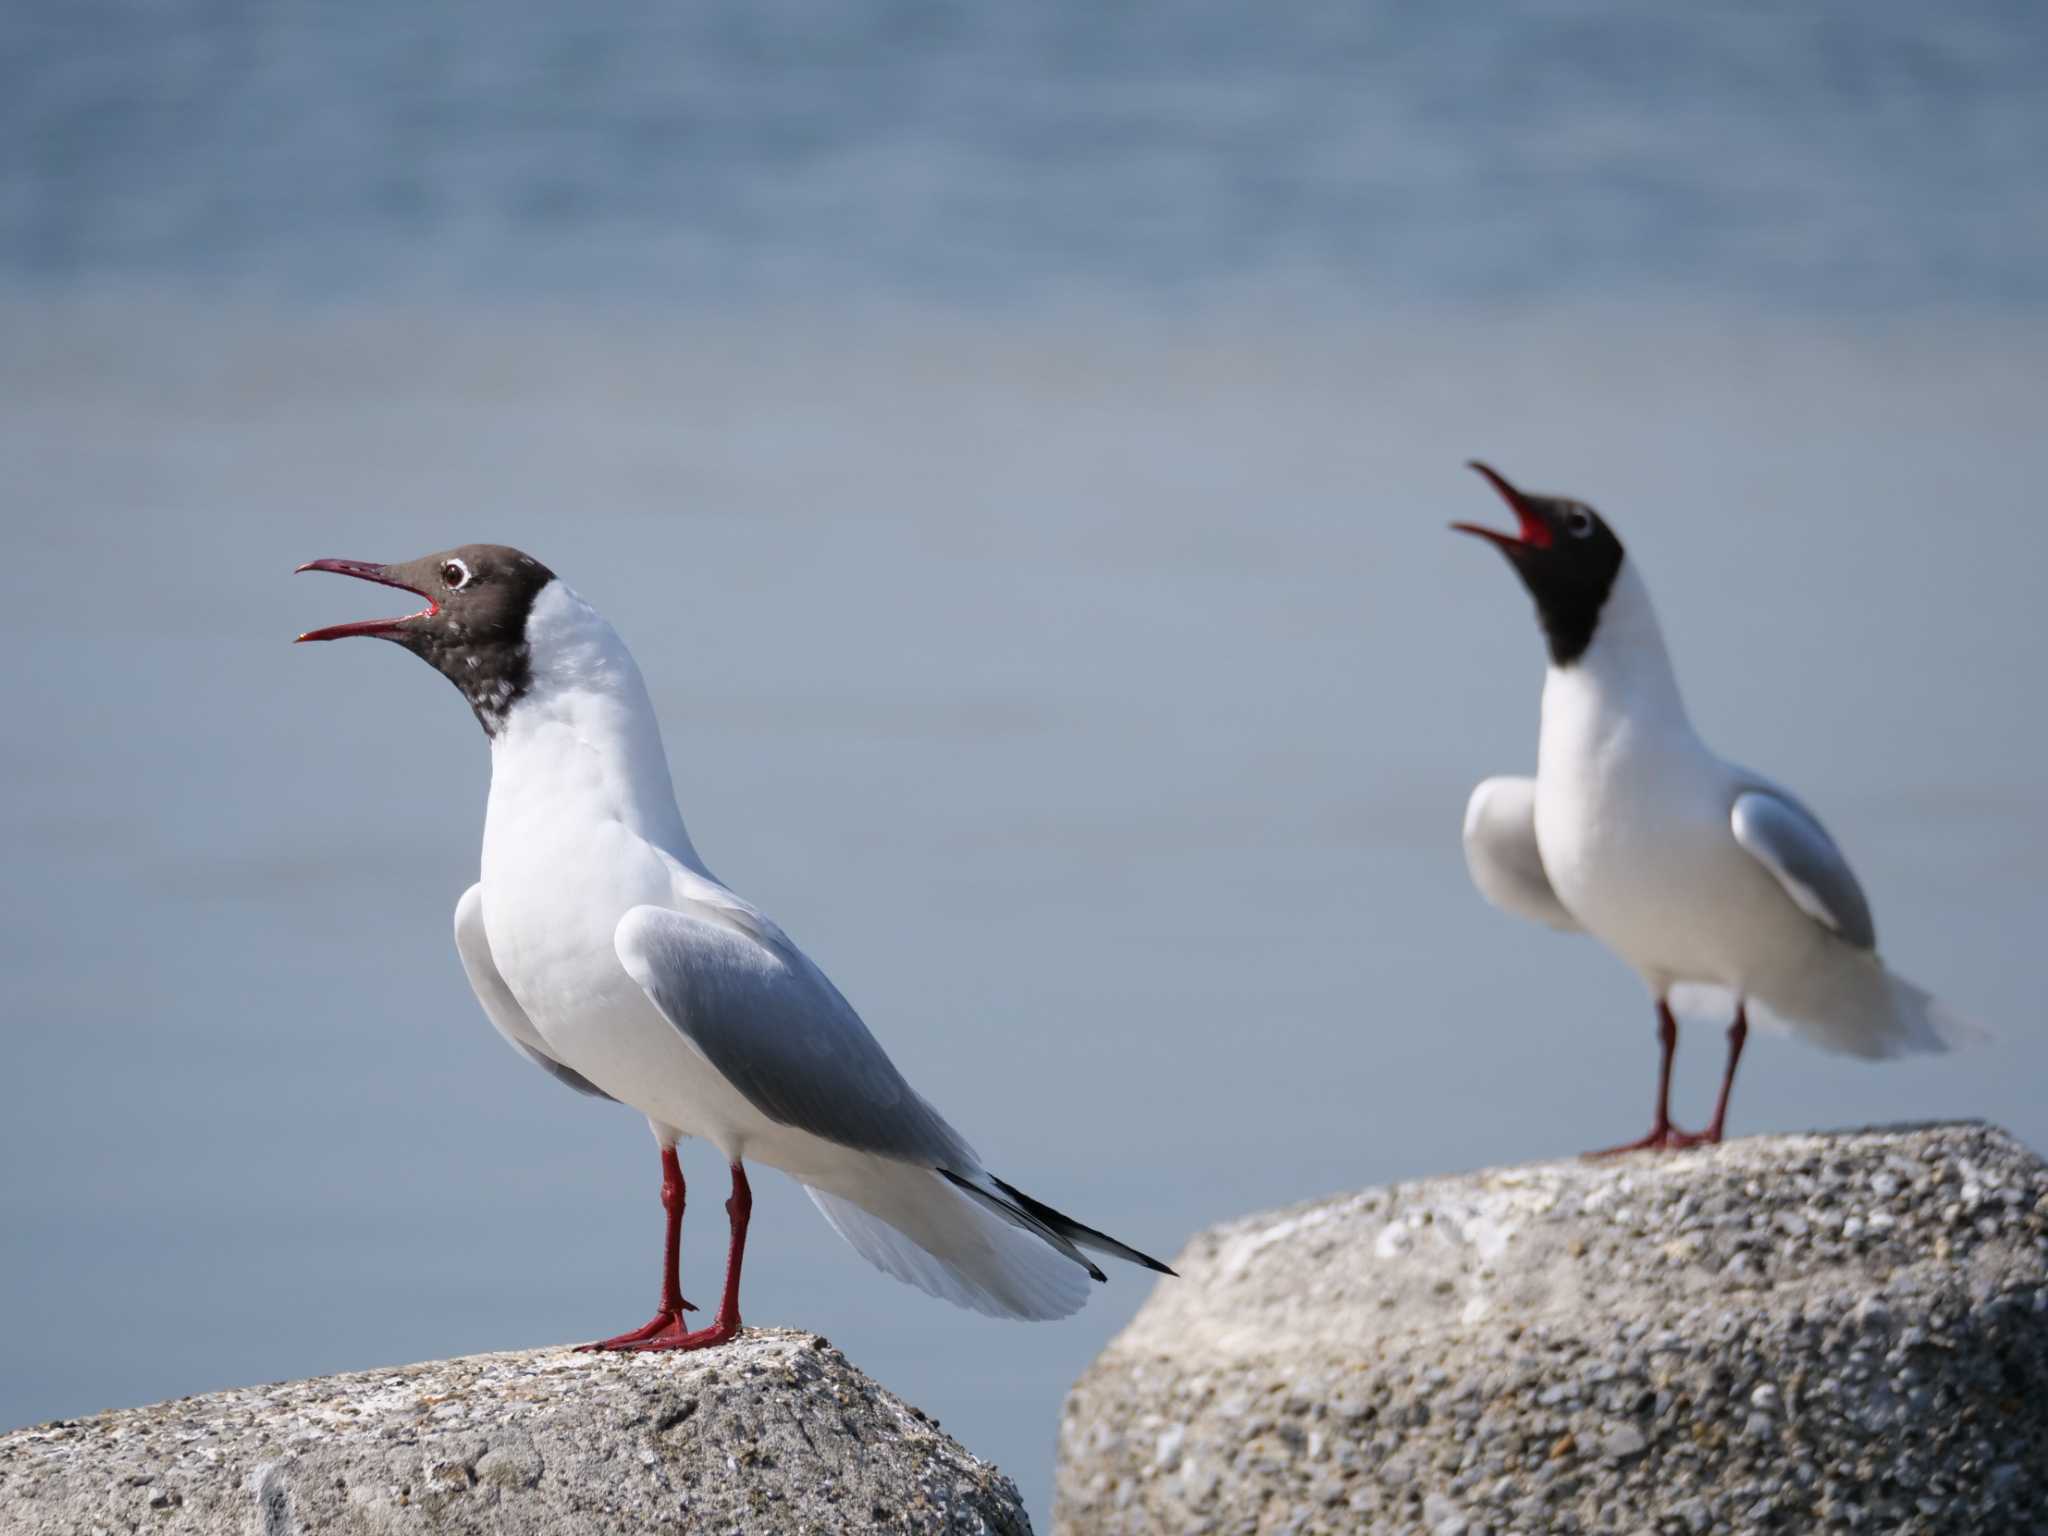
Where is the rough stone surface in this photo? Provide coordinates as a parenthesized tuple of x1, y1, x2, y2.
(1056, 1122, 2048, 1536)
(0, 1328, 1031, 1534)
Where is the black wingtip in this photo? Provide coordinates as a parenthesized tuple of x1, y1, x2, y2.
(987, 1173, 1179, 1279)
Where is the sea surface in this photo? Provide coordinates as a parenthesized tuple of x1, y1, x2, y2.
(2, 4, 2045, 1524)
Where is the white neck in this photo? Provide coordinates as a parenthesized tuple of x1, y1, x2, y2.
(490, 580, 710, 873)
(1540, 557, 1699, 751)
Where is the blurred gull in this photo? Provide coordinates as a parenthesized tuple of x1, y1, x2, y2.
(1452, 464, 1977, 1154)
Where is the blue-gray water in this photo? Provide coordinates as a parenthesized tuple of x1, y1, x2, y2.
(2, 5, 2045, 1526)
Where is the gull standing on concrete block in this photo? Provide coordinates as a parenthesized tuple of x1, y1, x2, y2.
(1451, 464, 1977, 1154)
(297, 546, 1172, 1350)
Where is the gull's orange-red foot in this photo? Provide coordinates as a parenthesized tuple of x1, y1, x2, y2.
(1663, 1124, 1724, 1150)
(1584, 1122, 1702, 1158)
(575, 1301, 701, 1354)
(622, 1315, 743, 1353)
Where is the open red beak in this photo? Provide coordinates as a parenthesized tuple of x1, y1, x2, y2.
(1451, 461, 1552, 551)
(294, 559, 437, 642)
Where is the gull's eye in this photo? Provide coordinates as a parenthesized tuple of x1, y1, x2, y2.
(440, 558, 472, 590)
(1563, 506, 1596, 539)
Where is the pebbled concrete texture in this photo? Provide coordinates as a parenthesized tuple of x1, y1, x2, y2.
(0, 1328, 1032, 1535)
(1055, 1122, 2048, 1536)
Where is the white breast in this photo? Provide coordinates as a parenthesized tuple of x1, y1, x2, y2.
(1531, 562, 1797, 993)
(473, 582, 752, 1140)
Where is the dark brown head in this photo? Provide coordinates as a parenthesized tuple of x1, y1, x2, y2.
(296, 544, 556, 735)
(1451, 462, 1625, 667)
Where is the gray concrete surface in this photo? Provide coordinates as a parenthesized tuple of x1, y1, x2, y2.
(1056, 1122, 2048, 1535)
(0, 1328, 1031, 1534)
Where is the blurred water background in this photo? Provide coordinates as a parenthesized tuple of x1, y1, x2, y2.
(3, 3, 2045, 1524)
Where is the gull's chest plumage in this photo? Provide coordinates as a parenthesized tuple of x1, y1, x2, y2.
(469, 674, 785, 1154)
(1532, 648, 1760, 987)
(478, 716, 680, 1061)
(1537, 722, 1718, 961)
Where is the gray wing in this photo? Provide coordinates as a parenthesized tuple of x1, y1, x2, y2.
(1729, 787, 1877, 951)
(454, 884, 617, 1100)
(615, 900, 977, 1166)
(1462, 776, 1580, 932)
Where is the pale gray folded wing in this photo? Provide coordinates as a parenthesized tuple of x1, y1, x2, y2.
(453, 883, 616, 1100)
(1728, 786, 1877, 951)
(1461, 776, 1580, 932)
(614, 900, 978, 1167)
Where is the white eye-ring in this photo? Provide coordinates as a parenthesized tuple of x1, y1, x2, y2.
(1563, 505, 1596, 539)
(440, 558, 472, 590)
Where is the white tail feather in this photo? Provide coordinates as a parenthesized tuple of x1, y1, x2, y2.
(805, 1162, 1093, 1322)
(1754, 951, 1984, 1060)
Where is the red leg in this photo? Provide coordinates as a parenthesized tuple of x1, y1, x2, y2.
(625, 1162, 751, 1353)
(1674, 1002, 1746, 1147)
(1586, 1000, 1699, 1156)
(577, 1146, 699, 1353)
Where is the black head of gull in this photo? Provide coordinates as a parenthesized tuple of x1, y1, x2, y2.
(1452, 461, 1625, 668)
(296, 544, 556, 736)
